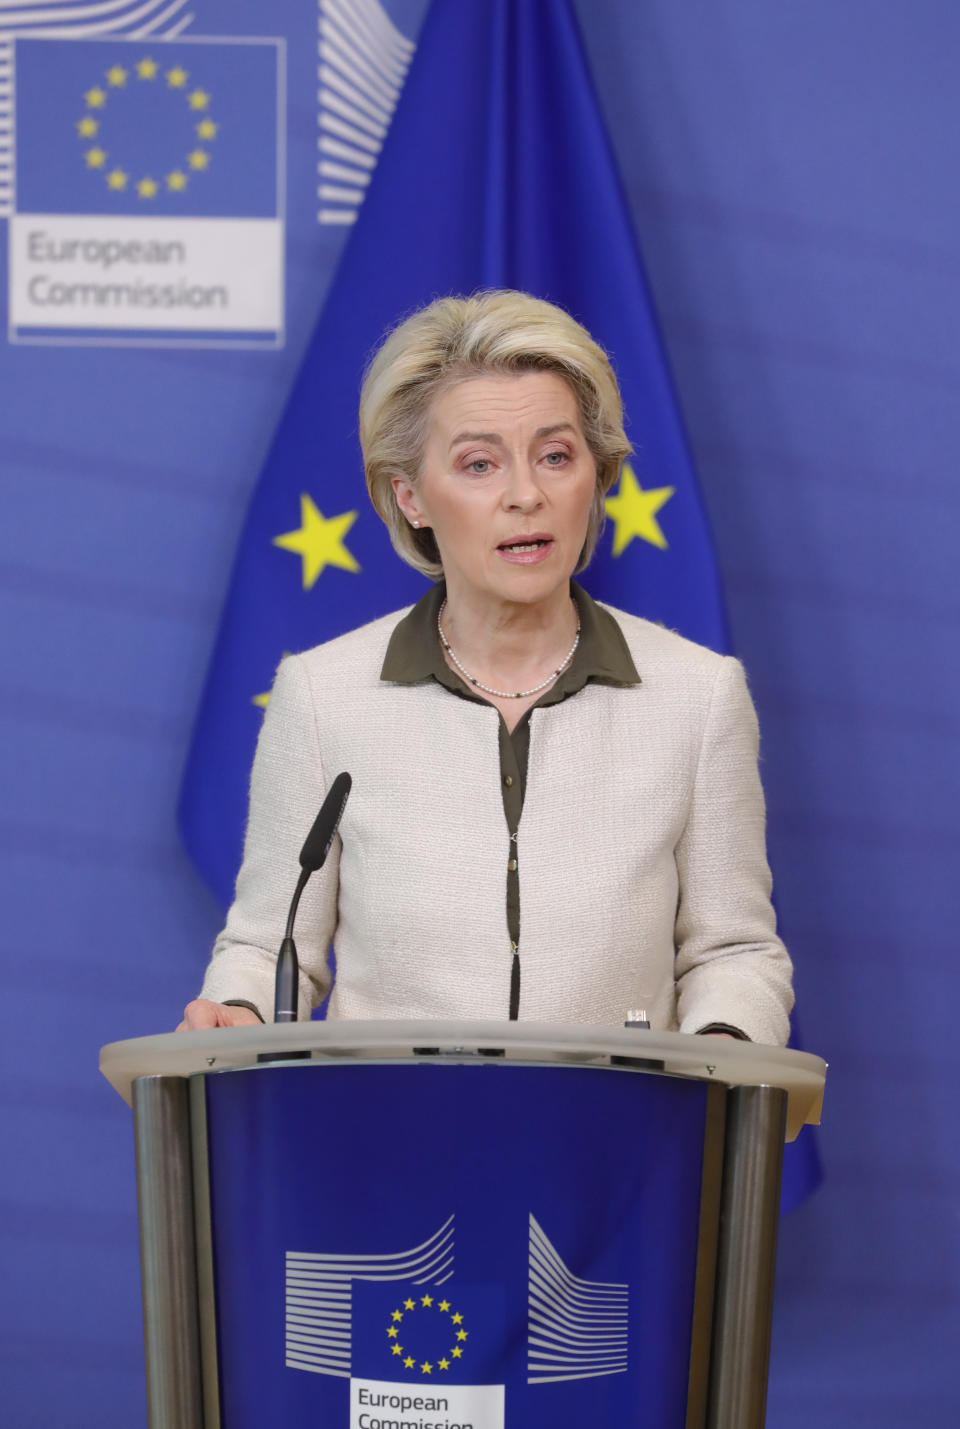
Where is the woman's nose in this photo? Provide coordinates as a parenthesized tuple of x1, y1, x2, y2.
(503, 462, 543, 510)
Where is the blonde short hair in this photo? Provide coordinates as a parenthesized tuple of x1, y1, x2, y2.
(359, 290, 631, 579)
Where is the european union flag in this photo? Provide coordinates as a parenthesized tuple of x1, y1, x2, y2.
(179, 0, 819, 1208)
(351, 1282, 505, 1386)
(178, 0, 725, 899)
(14, 37, 279, 218)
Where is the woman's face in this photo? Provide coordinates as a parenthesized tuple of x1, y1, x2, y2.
(393, 371, 598, 611)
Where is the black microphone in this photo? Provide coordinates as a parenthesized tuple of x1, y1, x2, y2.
(273, 772, 352, 1023)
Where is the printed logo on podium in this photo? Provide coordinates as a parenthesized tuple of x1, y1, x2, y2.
(284, 1215, 506, 1429)
(526, 1213, 629, 1383)
(350, 1281, 506, 1429)
(284, 1212, 629, 1424)
(7, 35, 284, 347)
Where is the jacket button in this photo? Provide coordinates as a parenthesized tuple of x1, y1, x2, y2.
(503, 773, 514, 787)
(508, 858, 518, 871)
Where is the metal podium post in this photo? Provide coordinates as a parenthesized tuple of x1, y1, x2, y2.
(132, 1075, 204, 1429)
(708, 1085, 789, 1429)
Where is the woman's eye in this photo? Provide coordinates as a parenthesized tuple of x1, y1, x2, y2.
(466, 458, 491, 473)
(544, 450, 568, 466)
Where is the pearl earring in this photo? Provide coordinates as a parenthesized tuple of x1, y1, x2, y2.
(412, 519, 420, 528)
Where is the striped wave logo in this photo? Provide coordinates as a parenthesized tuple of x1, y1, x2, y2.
(0, 0, 197, 219)
(527, 1214, 629, 1385)
(316, 0, 414, 225)
(285, 1214, 454, 1378)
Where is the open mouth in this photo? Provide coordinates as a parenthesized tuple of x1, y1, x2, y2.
(497, 537, 552, 554)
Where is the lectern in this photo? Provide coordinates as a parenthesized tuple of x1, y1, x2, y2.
(100, 1021, 825, 1429)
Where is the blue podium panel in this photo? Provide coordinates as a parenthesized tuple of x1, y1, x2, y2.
(203, 1060, 713, 1429)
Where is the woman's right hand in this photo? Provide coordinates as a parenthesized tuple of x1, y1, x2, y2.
(176, 998, 262, 1031)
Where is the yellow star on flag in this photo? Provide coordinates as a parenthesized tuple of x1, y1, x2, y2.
(438, 1300, 451, 1313)
(387, 1326, 398, 1339)
(420, 1362, 433, 1375)
(451, 1312, 463, 1325)
(196, 118, 219, 140)
(76, 116, 98, 137)
(84, 86, 106, 108)
(391, 1309, 403, 1322)
(391, 1343, 403, 1356)
(166, 169, 188, 191)
(438, 1358, 450, 1370)
(84, 146, 107, 169)
(136, 176, 159, 198)
(106, 65, 127, 87)
(420, 1294, 434, 1307)
(188, 87, 211, 110)
(456, 1328, 468, 1341)
(166, 65, 189, 87)
(106, 168, 128, 191)
(403, 1299, 415, 1312)
(451, 1346, 463, 1359)
(187, 148, 210, 171)
(605, 462, 675, 555)
(403, 1356, 415, 1369)
(136, 57, 159, 80)
(273, 496, 360, 587)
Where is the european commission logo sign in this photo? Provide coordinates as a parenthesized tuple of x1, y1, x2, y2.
(284, 1214, 628, 1428)
(8, 36, 284, 346)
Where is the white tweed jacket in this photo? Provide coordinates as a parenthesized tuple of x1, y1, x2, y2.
(200, 604, 793, 1045)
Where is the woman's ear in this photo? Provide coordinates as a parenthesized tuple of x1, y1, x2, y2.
(391, 474, 428, 529)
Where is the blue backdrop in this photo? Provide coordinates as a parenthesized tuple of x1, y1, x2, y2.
(1, 2, 958, 1426)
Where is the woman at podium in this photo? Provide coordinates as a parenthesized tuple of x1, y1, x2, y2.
(180, 290, 793, 1044)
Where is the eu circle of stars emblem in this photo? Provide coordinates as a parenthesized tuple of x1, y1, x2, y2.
(75, 56, 219, 200)
(386, 1293, 469, 1376)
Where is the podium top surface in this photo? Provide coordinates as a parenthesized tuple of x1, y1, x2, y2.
(99, 1021, 825, 1140)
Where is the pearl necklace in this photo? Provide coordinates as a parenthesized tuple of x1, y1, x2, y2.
(437, 600, 581, 699)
